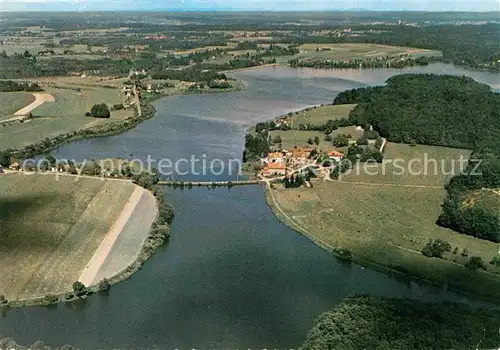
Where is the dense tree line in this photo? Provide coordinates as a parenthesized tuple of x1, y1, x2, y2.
(301, 295, 500, 349)
(151, 68, 227, 83)
(0, 80, 43, 92)
(290, 54, 434, 69)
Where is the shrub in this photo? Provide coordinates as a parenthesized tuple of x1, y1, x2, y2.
(98, 278, 110, 292)
(489, 256, 500, 267)
(72, 281, 87, 296)
(421, 239, 451, 258)
(356, 136, 369, 146)
(43, 294, 58, 304)
(324, 135, 333, 142)
(0, 295, 7, 304)
(113, 103, 124, 110)
(333, 247, 352, 261)
(465, 256, 487, 271)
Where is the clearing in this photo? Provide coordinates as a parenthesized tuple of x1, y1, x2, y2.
(0, 173, 155, 301)
(267, 143, 500, 300)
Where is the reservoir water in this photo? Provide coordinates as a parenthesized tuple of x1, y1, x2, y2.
(1, 64, 499, 348)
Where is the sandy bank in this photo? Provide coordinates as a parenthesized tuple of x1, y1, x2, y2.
(78, 185, 157, 286)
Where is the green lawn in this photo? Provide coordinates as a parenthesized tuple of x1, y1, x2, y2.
(270, 126, 363, 151)
(33, 86, 126, 118)
(0, 92, 35, 120)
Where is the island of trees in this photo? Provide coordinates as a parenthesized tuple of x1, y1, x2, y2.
(334, 74, 500, 243)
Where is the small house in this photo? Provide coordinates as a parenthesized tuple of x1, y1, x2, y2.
(327, 150, 344, 163)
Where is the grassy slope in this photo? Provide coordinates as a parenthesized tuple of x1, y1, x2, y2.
(0, 173, 134, 300)
(0, 86, 133, 151)
(268, 143, 500, 300)
(0, 92, 35, 120)
(289, 104, 357, 126)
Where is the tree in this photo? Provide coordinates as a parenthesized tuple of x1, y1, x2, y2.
(333, 134, 349, 147)
(324, 134, 333, 142)
(272, 135, 282, 145)
(98, 278, 110, 292)
(314, 136, 320, 145)
(0, 295, 6, 304)
(72, 281, 87, 296)
(307, 137, 314, 145)
(465, 256, 487, 271)
(90, 103, 111, 118)
(421, 239, 451, 258)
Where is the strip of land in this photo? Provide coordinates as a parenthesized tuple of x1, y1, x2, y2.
(79, 186, 157, 286)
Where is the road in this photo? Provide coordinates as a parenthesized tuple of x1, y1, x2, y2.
(14, 93, 55, 116)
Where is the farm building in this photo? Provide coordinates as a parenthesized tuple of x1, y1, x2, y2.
(262, 162, 286, 177)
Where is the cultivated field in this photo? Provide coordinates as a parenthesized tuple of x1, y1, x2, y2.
(267, 143, 500, 299)
(0, 92, 35, 120)
(0, 85, 133, 151)
(296, 43, 442, 61)
(0, 173, 139, 300)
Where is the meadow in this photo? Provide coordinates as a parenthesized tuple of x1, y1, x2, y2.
(0, 85, 133, 151)
(0, 173, 135, 300)
(0, 92, 35, 119)
(288, 104, 356, 126)
(270, 126, 363, 151)
(267, 142, 500, 300)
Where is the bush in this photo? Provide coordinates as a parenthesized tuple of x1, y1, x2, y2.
(333, 247, 352, 261)
(113, 103, 124, 110)
(90, 103, 110, 118)
(324, 135, 333, 142)
(72, 281, 87, 296)
(465, 256, 487, 271)
(490, 256, 500, 267)
(421, 239, 451, 258)
(0, 295, 7, 304)
(43, 294, 58, 304)
(356, 136, 369, 145)
(98, 278, 110, 292)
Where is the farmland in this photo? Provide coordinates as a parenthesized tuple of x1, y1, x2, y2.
(0, 92, 35, 119)
(0, 85, 133, 151)
(0, 173, 138, 301)
(267, 142, 500, 300)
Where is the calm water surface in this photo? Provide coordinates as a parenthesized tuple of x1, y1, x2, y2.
(1, 64, 499, 348)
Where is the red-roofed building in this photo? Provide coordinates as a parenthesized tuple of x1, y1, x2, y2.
(327, 150, 344, 162)
(262, 162, 286, 177)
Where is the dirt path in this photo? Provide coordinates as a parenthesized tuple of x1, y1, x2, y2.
(78, 186, 148, 286)
(13, 93, 55, 116)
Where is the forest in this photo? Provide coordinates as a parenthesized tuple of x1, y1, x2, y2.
(336, 74, 500, 150)
(301, 295, 500, 349)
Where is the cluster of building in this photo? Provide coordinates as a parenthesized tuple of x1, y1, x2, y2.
(260, 148, 344, 177)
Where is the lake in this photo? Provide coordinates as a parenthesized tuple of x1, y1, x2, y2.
(1, 64, 499, 348)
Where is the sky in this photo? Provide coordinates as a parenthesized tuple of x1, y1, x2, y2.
(0, 0, 499, 12)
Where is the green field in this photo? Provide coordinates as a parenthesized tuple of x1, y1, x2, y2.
(270, 126, 363, 151)
(343, 142, 471, 186)
(295, 43, 442, 61)
(0, 86, 134, 151)
(33, 86, 126, 118)
(267, 143, 500, 300)
(0, 173, 135, 300)
(0, 92, 35, 119)
(288, 104, 356, 126)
